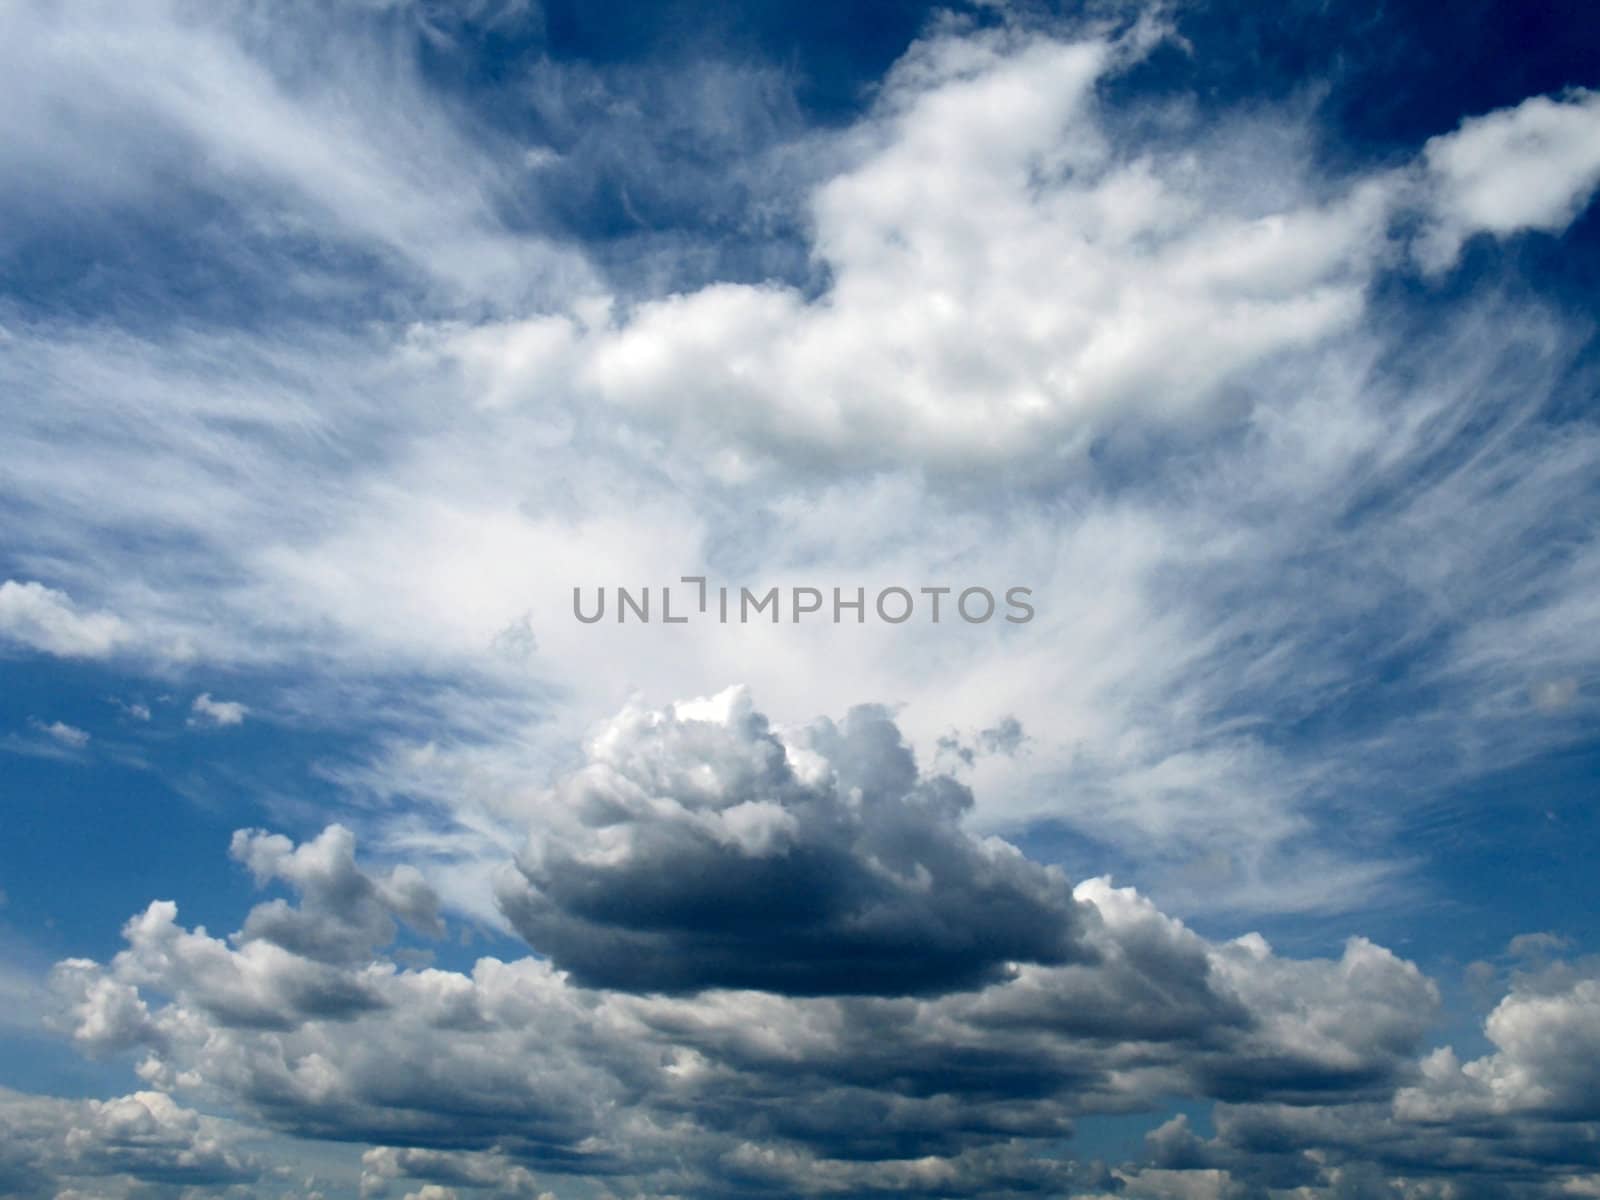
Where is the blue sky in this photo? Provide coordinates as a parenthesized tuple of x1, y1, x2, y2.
(3, 1, 1600, 1197)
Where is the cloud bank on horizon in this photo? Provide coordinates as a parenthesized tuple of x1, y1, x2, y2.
(27, 691, 1600, 1200)
(1, 0, 1599, 1196)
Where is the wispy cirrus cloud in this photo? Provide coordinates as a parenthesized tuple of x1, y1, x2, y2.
(3, 5, 1600, 1195)
(4, 8, 1597, 919)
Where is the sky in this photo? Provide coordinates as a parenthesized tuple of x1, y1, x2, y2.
(1, 1, 1599, 1197)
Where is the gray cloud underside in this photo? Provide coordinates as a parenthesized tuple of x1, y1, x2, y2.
(24, 693, 1598, 1200)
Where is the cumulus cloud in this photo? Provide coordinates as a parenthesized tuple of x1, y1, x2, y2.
(190, 692, 249, 727)
(431, 27, 1600, 481)
(457, 23, 1406, 473)
(32, 702, 1515, 1199)
(1076, 961, 1600, 1200)
(1418, 88, 1600, 272)
(0, 1086, 261, 1199)
(497, 686, 1092, 995)
(0, 580, 130, 659)
(231, 823, 444, 964)
(361, 1146, 556, 1199)
(1397, 967, 1600, 1122)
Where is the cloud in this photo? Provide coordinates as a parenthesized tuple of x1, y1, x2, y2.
(111, 698, 153, 722)
(1396, 967, 1600, 1121)
(361, 1146, 556, 1199)
(0, 6, 1596, 931)
(486, 23, 1405, 474)
(497, 686, 1092, 996)
(938, 715, 1027, 767)
(190, 692, 249, 727)
(33, 707, 1493, 1198)
(1508, 931, 1574, 960)
(26, 718, 90, 750)
(0, 0, 592, 306)
(0, 15, 1598, 1196)
(1085, 960, 1600, 1200)
(0, 1086, 261, 1199)
(231, 823, 444, 965)
(0, 580, 130, 659)
(1417, 88, 1600, 273)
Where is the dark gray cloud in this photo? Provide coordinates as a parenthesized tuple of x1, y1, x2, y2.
(497, 687, 1091, 996)
(1094, 961, 1600, 1200)
(33, 700, 1530, 1199)
(232, 823, 444, 966)
(0, 1086, 262, 1200)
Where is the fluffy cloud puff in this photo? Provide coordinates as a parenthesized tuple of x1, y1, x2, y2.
(1417, 88, 1600, 273)
(1397, 968, 1600, 1122)
(1089, 962, 1600, 1200)
(0, 579, 131, 659)
(453, 22, 1402, 473)
(496, 685, 1092, 995)
(440, 27, 1600, 477)
(231, 823, 444, 966)
(0, 1086, 260, 1199)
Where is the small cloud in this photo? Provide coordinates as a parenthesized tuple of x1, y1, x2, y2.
(189, 693, 248, 728)
(109, 697, 152, 721)
(1507, 931, 1571, 960)
(936, 716, 1028, 768)
(1531, 677, 1579, 713)
(977, 715, 1027, 757)
(27, 718, 90, 749)
(1417, 89, 1600, 273)
(0, 580, 129, 659)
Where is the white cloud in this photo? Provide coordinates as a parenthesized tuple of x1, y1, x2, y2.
(111, 698, 152, 722)
(190, 692, 249, 727)
(2, 6, 1599, 1197)
(1397, 970, 1600, 1121)
(1418, 88, 1600, 272)
(0, 580, 129, 659)
(0, 12, 1595, 930)
(472, 27, 1402, 472)
(0, 1086, 262, 1198)
(25, 718, 89, 750)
